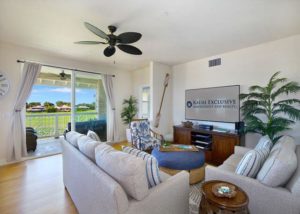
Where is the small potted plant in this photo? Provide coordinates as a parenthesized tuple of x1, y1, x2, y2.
(121, 96, 138, 142)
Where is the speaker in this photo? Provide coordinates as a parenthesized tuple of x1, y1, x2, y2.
(235, 121, 244, 133)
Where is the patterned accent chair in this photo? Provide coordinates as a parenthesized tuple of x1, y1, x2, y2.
(130, 119, 164, 151)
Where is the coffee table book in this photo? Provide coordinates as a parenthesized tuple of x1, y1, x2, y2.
(159, 144, 199, 152)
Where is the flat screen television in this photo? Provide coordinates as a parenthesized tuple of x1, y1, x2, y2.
(185, 85, 240, 123)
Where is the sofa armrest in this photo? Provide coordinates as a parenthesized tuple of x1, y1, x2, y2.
(234, 146, 251, 156)
(205, 165, 300, 214)
(126, 171, 189, 214)
(62, 140, 129, 214)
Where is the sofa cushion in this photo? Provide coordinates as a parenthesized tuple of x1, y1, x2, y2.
(271, 135, 296, 152)
(87, 130, 101, 142)
(255, 135, 273, 151)
(65, 131, 84, 148)
(122, 146, 161, 188)
(159, 170, 171, 182)
(286, 145, 300, 196)
(95, 144, 149, 201)
(219, 163, 236, 173)
(257, 139, 297, 187)
(223, 154, 243, 168)
(77, 135, 101, 161)
(235, 148, 269, 178)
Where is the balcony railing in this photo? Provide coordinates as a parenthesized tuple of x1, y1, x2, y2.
(26, 112, 101, 138)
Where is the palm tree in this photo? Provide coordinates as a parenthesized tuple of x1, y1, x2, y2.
(121, 96, 138, 127)
(240, 71, 300, 142)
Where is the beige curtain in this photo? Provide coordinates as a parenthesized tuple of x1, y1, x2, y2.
(102, 74, 118, 142)
(7, 62, 41, 161)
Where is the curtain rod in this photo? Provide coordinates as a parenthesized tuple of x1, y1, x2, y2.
(16, 60, 115, 77)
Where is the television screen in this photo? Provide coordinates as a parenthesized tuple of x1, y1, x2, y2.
(185, 85, 240, 123)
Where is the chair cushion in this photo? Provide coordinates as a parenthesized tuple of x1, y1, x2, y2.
(255, 135, 273, 151)
(87, 130, 101, 142)
(65, 131, 84, 148)
(95, 144, 149, 201)
(139, 136, 161, 149)
(257, 138, 297, 187)
(133, 120, 150, 138)
(235, 148, 269, 178)
(77, 135, 101, 161)
(122, 146, 161, 188)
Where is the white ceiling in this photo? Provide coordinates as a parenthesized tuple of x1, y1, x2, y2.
(1, 0, 300, 71)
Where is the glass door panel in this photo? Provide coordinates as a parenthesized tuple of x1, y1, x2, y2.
(74, 72, 107, 141)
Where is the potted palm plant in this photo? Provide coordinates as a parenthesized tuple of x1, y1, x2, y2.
(121, 96, 138, 142)
(240, 71, 300, 143)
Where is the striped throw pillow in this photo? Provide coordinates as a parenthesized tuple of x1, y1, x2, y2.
(235, 148, 269, 178)
(87, 130, 101, 142)
(255, 135, 273, 151)
(122, 146, 161, 188)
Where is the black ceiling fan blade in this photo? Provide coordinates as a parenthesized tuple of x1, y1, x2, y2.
(74, 41, 106, 44)
(103, 46, 116, 57)
(84, 22, 109, 41)
(117, 32, 142, 44)
(117, 44, 142, 55)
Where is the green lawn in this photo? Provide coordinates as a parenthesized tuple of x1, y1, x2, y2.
(26, 111, 104, 138)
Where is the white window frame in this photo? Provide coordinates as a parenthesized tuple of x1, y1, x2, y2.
(139, 85, 151, 119)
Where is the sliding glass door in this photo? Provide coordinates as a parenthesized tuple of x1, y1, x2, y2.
(27, 68, 107, 141)
(72, 72, 107, 141)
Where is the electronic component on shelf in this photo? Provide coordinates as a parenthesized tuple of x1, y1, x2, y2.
(198, 124, 213, 130)
(191, 130, 212, 151)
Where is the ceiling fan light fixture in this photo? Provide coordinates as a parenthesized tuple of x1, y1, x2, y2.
(59, 70, 66, 80)
(75, 22, 142, 57)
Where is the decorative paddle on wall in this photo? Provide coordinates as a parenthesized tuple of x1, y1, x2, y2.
(75, 22, 142, 57)
(154, 73, 170, 128)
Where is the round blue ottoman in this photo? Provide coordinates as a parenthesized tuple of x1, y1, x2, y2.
(152, 147, 205, 184)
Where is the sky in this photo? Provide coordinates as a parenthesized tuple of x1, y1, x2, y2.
(28, 85, 96, 105)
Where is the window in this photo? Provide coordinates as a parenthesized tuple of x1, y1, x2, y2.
(140, 86, 150, 119)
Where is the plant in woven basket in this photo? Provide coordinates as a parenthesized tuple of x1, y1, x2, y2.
(121, 96, 138, 127)
(240, 71, 300, 142)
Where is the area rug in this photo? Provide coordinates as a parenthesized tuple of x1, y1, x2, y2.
(189, 182, 203, 214)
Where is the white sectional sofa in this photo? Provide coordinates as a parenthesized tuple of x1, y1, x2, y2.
(62, 132, 190, 214)
(205, 136, 300, 214)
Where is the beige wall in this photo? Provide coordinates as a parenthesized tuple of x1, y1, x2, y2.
(130, 62, 173, 135)
(0, 42, 131, 164)
(150, 61, 173, 135)
(172, 34, 300, 147)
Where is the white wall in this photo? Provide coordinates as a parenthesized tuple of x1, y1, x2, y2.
(172, 34, 300, 147)
(150, 61, 173, 135)
(0, 42, 131, 164)
(130, 62, 173, 136)
(131, 66, 150, 117)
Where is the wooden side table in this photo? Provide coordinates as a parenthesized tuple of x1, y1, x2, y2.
(200, 180, 249, 214)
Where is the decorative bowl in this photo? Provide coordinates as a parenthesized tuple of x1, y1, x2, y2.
(212, 183, 237, 198)
(181, 121, 193, 128)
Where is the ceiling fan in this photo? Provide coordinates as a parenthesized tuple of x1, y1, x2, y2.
(75, 22, 142, 57)
(59, 70, 67, 80)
